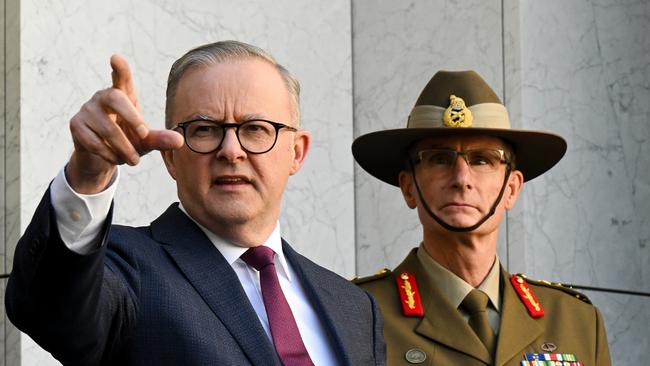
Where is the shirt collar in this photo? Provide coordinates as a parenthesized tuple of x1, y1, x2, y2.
(477, 254, 501, 311)
(417, 243, 501, 311)
(178, 203, 292, 282)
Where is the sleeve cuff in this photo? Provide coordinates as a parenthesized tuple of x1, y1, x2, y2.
(50, 165, 119, 254)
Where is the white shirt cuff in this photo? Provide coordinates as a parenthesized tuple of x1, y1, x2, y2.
(50, 165, 119, 255)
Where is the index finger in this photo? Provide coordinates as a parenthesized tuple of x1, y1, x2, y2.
(110, 54, 137, 103)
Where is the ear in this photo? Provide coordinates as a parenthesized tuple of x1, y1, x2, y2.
(504, 169, 524, 209)
(289, 130, 310, 175)
(161, 150, 177, 181)
(399, 171, 418, 209)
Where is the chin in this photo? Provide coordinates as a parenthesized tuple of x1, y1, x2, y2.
(183, 196, 252, 226)
(440, 216, 483, 228)
(207, 204, 254, 225)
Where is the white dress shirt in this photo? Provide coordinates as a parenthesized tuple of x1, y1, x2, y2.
(50, 166, 338, 365)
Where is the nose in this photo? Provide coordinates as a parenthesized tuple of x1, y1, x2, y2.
(450, 154, 472, 189)
(215, 128, 247, 162)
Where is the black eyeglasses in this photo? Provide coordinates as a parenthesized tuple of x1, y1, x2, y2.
(172, 118, 297, 154)
(414, 148, 511, 174)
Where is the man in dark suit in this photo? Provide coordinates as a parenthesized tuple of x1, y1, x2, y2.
(6, 41, 385, 366)
(352, 70, 610, 365)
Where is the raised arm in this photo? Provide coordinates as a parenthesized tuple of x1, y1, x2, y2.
(6, 55, 183, 365)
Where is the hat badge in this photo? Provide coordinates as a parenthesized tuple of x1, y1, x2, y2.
(443, 94, 473, 128)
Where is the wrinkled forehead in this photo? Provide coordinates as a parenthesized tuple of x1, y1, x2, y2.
(171, 60, 293, 122)
(412, 134, 512, 152)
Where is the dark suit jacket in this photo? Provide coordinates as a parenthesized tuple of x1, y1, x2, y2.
(357, 248, 610, 366)
(6, 190, 385, 365)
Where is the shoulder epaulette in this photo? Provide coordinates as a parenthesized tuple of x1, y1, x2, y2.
(517, 273, 592, 305)
(351, 268, 392, 284)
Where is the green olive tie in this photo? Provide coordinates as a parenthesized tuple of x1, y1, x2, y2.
(460, 289, 496, 358)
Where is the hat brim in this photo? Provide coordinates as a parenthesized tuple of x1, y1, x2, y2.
(352, 127, 567, 186)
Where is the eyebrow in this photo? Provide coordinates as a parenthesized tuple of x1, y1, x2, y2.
(240, 113, 266, 121)
(191, 113, 268, 123)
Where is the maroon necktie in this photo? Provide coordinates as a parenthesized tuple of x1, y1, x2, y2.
(241, 246, 314, 366)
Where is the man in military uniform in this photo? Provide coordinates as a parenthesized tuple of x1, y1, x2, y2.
(352, 70, 611, 365)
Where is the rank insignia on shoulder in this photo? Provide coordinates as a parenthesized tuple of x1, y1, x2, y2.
(519, 274, 592, 304)
(351, 268, 391, 284)
(396, 272, 424, 317)
(510, 274, 545, 318)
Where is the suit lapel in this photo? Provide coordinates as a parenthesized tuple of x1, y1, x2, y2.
(151, 204, 280, 366)
(494, 269, 542, 366)
(282, 241, 352, 366)
(400, 249, 492, 364)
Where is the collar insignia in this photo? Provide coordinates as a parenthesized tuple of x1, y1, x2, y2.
(511, 274, 545, 318)
(397, 272, 424, 317)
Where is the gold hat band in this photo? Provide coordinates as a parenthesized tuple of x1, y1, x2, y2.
(407, 103, 510, 129)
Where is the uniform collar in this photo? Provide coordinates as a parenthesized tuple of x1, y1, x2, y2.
(416, 243, 500, 311)
(178, 203, 292, 282)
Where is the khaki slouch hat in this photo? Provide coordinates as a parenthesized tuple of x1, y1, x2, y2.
(352, 70, 567, 186)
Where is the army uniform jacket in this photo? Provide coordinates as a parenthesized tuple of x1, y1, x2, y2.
(356, 248, 611, 366)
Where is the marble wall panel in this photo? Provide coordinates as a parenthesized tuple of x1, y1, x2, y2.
(19, 0, 353, 364)
(4, 0, 19, 278)
(352, 0, 507, 276)
(502, 0, 528, 275)
(3, 0, 20, 364)
(519, 0, 650, 364)
(1, 0, 5, 354)
(584, 291, 648, 365)
(519, 0, 649, 292)
(0, 0, 5, 278)
(0, 2, 6, 363)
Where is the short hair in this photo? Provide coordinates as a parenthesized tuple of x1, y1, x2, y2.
(165, 40, 301, 129)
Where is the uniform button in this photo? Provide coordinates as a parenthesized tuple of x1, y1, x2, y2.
(69, 211, 81, 222)
(405, 348, 427, 364)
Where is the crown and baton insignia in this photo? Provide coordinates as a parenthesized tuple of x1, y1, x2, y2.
(510, 274, 545, 318)
(442, 94, 473, 128)
(396, 272, 424, 317)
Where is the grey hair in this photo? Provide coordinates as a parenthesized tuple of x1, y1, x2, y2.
(165, 40, 301, 128)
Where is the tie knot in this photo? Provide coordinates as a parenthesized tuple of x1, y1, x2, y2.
(240, 246, 276, 271)
(460, 289, 490, 314)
